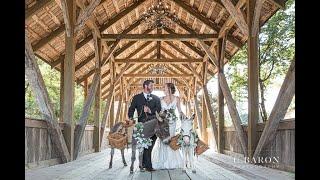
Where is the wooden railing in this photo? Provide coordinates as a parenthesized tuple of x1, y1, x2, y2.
(25, 118, 95, 169)
(205, 118, 295, 172)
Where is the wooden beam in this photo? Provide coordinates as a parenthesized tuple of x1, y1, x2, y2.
(218, 72, 248, 157)
(253, 59, 295, 158)
(203, 86, 219, 146)
(199, 39, 248, 156)
(221, 0, 248, 36)
(75, 0, 101, 34)
(25, 0, 52, 19)
(74, 33, 103, 158)
(252, 0, 264, 35)
(113, 28, 154, 57)
(60, 0, 73, 37)
(99, 0, 146, 32)
(167, 12, 242, 48)
(123, 74, 193, 78)
(198, 40, 219, 66)
(115, 97, 123, 124)
(164, 41, 192, 59)
(33, 26, 65, 51)
(130, 84, 185, 88)
(194, 94, 203, 135)
(75, 53, 95, 71)
(217, 37, 226, 153)
(25, 34, 70, 163)
(187, 63, 203, 85)
(157, 28, 161, 59)
(49, 0, 145, 67)
(101, 33, 217, 41)
(76, 40, 119, 84)
(247, 0, 259, 160)
(173, 0, 221, 33)
(114, 58, 202, 64)
(218, 0, 246, 38)
(60, 61, 64, 122)
(62, 0, 76, 160)
(272, 0, 286, 9)
(114, 63, 131, 85)
(163, 27, 205, 57)
(126, 41, 153, 59)
(100, 90, 115, 145)
(73, 72, 100, 159)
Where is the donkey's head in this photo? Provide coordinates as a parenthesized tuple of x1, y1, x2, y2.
(154, 110, 170, 141)
(180, 114, 195, 145)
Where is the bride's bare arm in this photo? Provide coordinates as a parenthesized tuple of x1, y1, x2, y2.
(176, 97, 185, 116)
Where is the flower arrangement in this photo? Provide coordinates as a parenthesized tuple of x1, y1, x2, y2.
(167, 108, 178, 122)
(177, 130, 199, 147)
(133, 122, 153, 152)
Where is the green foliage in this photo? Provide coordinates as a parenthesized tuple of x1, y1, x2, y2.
(223, 0, 295, 123)
(25, 57, 91, 123)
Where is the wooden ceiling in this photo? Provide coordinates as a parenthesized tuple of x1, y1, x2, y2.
(25, 0, 284, 101)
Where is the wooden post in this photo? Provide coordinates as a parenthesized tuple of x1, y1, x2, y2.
(25, 34, 70, 162)
(201, 95, 208, 143)
(62, 0, 76, 160)
(247, 0, 259, 160)
(60, 61, 64, 122)
(253, 59, 295, 158)
(93, 36, 102, 153)
(115, 98, 123, 124)
(217, 37, 226, 153)
(198, 39, 248, 156)
(84, 78, 88, 99)
(203, 86, 219, 148)
(193, 77, 202, 134)
(93, 75, 101, 152)
(109, 98, 115, 128)
(100, 88, 115, 145)
(73, 32, 102, 159)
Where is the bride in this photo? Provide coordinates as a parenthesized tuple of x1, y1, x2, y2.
(152, 83, 185, 169)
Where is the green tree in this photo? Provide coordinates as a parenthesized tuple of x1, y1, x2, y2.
(25, 57, 89, 123)
(224, 0, 295, 122)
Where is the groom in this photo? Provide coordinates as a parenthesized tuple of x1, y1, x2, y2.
(127, 80, 161, 172)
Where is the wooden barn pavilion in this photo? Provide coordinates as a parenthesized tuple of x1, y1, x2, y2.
(25, 0, 295, 179)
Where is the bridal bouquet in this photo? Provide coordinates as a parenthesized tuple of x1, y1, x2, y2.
(167, 108, 178, 122)
(133, 122, 153, 152)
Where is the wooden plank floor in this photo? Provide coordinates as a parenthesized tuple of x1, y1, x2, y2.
(25, 148, 294, 180)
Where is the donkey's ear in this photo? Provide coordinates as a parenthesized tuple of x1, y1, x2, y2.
(156, 111, 163, 122)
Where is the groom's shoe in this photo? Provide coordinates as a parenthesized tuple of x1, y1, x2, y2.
(145, 168, 156, 172)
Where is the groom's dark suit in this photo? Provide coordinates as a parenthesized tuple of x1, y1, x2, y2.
(128, 92, 161, 169)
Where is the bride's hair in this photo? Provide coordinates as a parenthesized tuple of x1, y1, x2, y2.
(166, 83, 176, 95)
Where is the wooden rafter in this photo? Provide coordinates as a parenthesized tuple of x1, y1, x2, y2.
(75, 0, 101, 34)
(34, 0, 146, 67)
(26, 0, 52, 19)
(114, 58, 203, 64)
(163, 27, 205, 57)
(101, 33, 217, 41)
(221, 0, 248, 36)
(126, 41, 153, 59)
(122, 74, 194, 78)
(167, 11, 242, 48)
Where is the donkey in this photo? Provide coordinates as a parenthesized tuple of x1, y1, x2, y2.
(180, 114, 197, 173)
(130, 110, 171, 174)
(108, 122, 128, 169)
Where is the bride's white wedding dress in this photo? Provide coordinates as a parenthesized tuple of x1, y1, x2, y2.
(152, 96, 184, 169)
